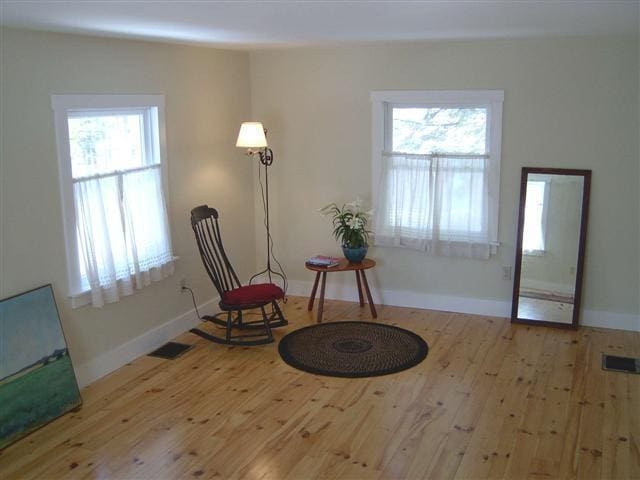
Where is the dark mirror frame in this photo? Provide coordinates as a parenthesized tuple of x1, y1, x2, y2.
(511, 167, 591, 329)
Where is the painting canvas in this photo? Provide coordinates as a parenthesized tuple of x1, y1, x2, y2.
(0, 285, 81, 450)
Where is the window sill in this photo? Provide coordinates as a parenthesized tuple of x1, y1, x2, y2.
(373, 234, 500, 258)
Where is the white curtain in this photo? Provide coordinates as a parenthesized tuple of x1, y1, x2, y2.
(73, 166, 174, 307)
(374, 153, 492, 259)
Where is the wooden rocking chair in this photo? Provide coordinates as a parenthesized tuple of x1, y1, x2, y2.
(190, 205, 287, 346)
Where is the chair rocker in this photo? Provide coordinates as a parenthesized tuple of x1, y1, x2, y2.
(190, 205, 287, 346)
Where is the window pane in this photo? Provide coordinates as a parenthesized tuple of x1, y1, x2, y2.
(122, 167, 173, 272)
(68, 111, 151, 179)
(440, 165, 485, 236)
(382, 155, 486, 240)
(392, 107, 487, 154)
(386, 157, 432, 230)
(74, 176, 130, 291)
(523, 181, 546, 252)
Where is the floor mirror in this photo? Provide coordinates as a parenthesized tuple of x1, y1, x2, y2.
(511, 168, 591, 328)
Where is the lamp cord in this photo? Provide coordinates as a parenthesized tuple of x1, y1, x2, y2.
(182, 286, 202, 319)
(258, 158, 288, 298)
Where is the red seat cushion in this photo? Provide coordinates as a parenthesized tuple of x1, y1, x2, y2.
(222, 283, 284, 306)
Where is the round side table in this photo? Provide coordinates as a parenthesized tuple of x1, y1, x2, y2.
(305, 258, 377, 323)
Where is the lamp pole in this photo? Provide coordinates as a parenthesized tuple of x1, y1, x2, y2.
(248, 145, 286, 289)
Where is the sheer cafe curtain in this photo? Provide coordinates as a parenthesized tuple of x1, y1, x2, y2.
(73, 166, 174, 307)
(374, 153, 492, 259)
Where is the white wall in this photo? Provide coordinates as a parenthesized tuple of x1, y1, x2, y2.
(0, 28, 256, 384)
(249, 36, 640, 329)
(1, 30, 638, 392)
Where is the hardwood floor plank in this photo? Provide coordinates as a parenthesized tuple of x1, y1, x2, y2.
(396, 314, 498, 479)
(424, 319, 513, 479)
(0, 296, 637, 480)
(625, 332, 640, 479)
(601, 329, 632, 480)
(504, 327, 566, 479)
(453, 325, 549, 479)
(574, 329, 609, 479)
(526, 329, 578, 479)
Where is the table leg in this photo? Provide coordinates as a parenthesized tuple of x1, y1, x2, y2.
(355, 270, 364, 307)
(308, 272, 321, 311)
(317, 271, 327, 323)
(360, 270, 378, 318)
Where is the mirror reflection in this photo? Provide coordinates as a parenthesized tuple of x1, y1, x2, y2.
(514, 172, 587, 326)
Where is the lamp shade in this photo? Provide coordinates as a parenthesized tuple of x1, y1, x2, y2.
(236, 122, 268, 148)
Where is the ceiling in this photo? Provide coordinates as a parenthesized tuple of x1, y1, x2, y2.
(1, 1, 638, 49)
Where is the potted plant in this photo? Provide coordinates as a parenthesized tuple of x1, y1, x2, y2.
(319, 199, 372, 263)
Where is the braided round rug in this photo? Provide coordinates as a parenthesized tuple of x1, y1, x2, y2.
(278, 321, 428, 378)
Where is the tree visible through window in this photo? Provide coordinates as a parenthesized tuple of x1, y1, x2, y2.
(392, 107, 487, 154)
(68, 113, 145, 175)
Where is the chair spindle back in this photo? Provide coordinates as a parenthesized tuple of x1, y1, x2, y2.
(191, 205, 241, 297)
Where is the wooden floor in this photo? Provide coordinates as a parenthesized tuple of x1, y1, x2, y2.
(1, 296, 638, 479)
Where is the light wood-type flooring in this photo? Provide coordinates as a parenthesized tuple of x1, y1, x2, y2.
(0, 296, 638, 479)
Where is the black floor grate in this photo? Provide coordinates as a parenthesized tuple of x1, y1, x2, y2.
(602, 354, 640, 374)
(148, 342, 193, 360)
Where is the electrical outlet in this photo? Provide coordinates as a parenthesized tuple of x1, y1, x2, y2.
(502, 266, 512, 281)
(179, 278, 187, 291)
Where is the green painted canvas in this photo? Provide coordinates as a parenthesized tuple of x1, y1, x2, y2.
(0, 285, 82, 450)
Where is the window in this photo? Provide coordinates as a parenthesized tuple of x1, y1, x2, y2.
(52, 95, 174, 308)
(522, 180, 548, 255)
(371, 90, 503, 258)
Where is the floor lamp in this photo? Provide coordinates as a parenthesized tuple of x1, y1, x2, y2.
(236, 122, 287, 291)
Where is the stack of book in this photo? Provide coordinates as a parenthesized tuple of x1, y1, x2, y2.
(306, 255, 341, 268)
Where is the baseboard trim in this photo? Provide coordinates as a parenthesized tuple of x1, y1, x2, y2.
(74, 296, 218, 388)
(287, 280, 639, 332)
(520, 278, 574, 295)
(73, 278, 639, 388)
(581, 310, 640, 332)
(287, 280, 511, 318)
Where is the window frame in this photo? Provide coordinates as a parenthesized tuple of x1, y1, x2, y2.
(371, 90, 504, 251)
(51, 94, 170, 302)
